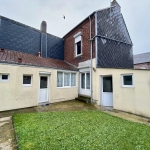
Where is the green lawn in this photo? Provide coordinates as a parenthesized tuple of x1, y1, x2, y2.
(13, 111, 150, 150)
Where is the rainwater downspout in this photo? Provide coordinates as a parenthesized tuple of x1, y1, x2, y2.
(89, 16, 93, 103)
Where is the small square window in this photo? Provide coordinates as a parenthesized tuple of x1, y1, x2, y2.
(0, 74, 9, 82)
(23, 75, 32, 86)
(2, 75, 8, 80)
(122, 74, 133, 87)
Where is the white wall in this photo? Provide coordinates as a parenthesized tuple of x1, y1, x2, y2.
(0, 64, 78, 111)
(93, 68, 150, 118)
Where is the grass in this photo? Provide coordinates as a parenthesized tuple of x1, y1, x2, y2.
(13, 110, 150, 150)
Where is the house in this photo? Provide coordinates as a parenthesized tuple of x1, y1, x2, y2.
(0, 0, 150, 118)
(134, 52, 150, 69)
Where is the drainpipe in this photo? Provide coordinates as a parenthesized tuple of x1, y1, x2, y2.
(89, 16, 93, 103)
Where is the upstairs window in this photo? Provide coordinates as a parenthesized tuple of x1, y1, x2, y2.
(74, 32, 82, 56)
(76, 41, 81, 55)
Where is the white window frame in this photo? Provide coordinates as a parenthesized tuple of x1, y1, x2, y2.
(73, 32, 82, 57)
(57, 71, 76, 88)
(121, 74, 134, 88)
(0, 74, 9, 82)
(22, 75, 32, 87)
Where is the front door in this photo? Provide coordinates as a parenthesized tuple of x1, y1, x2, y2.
(101, 76, 113, 107)
(39, 76, 49, 103)
(80, 72, 91, 96)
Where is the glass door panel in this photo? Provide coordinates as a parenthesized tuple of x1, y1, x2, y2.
(86, 73, 90, 89)
(81, 73, 85, 89)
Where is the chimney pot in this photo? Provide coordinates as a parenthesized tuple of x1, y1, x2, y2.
(111, 0, 121, 12)
(18, 58, 22, 63)
(40, 21, 47, 33)
(38, 51, 41, 57)
(0, 48, 4, 52)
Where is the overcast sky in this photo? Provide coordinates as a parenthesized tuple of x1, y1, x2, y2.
(0, 0, 150, 54)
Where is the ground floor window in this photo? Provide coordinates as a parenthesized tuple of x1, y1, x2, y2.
(23, 75, 32, 86)
(0, 74, 9, 82)
(122, 74, 133, 87)
(57, 72, 76, 87)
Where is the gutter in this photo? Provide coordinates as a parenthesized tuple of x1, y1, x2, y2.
(78, 65, 90, 69)
(89, 16, 93, 104)
(91, 35, 133, 46)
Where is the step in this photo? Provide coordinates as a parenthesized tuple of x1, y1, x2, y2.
(75, 97, 91, 103)
(78, 94, 91, 99)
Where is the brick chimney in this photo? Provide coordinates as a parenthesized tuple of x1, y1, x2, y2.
(111, 0, 121, 12)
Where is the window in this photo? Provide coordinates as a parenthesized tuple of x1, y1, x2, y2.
(0, 74, 9, 82)
(57, 72, 63, 87)
(76, 41, 81, 55)
(64, 73, 70, 86)
(57, 72, 76, 87)
(122, 74, 133, 87)
(23, 75, 32, 86)
(103, 76, 113, 92)
(71, 73, 76, 86)
(74, 32, 82, 56)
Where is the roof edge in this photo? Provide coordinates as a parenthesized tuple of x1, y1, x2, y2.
(63, 11, 95, 38)
(63, 6, 116, 38)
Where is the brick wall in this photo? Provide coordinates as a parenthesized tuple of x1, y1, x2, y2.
(64, 15, 95, 67)
(134, 63, 150, 70)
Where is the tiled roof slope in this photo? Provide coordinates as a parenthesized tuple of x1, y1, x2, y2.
(134, 52, 150, 64)
(0, 49, 77, 71)
(97, 6, 132, 45)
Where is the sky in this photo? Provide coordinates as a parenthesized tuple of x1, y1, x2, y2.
(0, 0, 150, 54)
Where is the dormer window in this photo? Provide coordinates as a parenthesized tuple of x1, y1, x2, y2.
(73, 32, 82, 57)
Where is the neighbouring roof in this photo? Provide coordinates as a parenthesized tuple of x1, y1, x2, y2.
(134, 52, 150, 64)
(0, 15, 62, 39)
(0, 49, 77, 71)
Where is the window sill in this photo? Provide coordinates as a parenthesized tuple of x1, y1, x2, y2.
(75, 54, 82, 58)
(122, 85, 134, 88)
(22, 84, 32, 87)
(57, 86, 77, 89)
(0, 80, 9, 82)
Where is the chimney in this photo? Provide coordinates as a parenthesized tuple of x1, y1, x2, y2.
(111, 0, 121, 12)
(18, 58, 22, 63)
(40, 21, 47, 33)
(38, 51, 41, 57)
(0, 48, 4, 52)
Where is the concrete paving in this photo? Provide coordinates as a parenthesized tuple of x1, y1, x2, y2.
(0, 100, 150, 150)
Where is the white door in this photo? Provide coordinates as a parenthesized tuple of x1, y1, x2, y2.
(39, 76, 49, 103)
(80, 72, 91, 96)
(102, 76, 113, 107)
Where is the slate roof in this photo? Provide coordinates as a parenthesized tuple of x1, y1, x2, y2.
(0, 49, 77, 71)
(134, 52, 150, 64)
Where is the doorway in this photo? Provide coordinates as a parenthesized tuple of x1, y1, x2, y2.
(101, 76, 113, 107)
(80, 72, 91, 96)
(39, 75, 49, 103)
